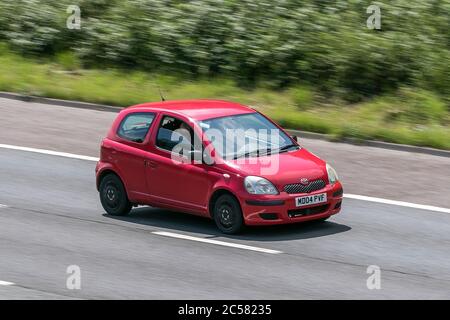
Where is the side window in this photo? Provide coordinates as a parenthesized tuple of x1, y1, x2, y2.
(117, 113, 155, 143)
(156, 116, 194, 152)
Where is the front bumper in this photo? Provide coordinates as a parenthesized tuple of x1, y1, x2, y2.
(240, 181, 343, 225)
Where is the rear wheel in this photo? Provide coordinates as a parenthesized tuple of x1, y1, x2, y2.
(213, 194, 244, 234)
(99, 173, 132, 216)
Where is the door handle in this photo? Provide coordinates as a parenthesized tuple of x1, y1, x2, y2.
(144, 160, 158, 168)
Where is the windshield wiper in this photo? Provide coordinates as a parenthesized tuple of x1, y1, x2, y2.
(232, 148, 271, 160)
(232, 145, 299, 159)
(277, 144, 299, 153)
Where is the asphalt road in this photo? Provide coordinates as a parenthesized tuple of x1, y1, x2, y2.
(0, 148, 450, 299)
(0, 97, 449, 299)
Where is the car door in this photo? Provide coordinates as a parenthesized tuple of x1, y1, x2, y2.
(145, 114, 212, 214)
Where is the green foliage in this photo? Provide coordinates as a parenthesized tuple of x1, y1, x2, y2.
(383, 88, 447, 125)
(0, 0, 66, 54)
(0, 47, 449, 150)
(1, 1, 450, 149)
(56, 51, 81, 70)
(0, 0, 449, 98)
(289, 86, 315, 110)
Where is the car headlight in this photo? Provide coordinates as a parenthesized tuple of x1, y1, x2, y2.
(244, 176, 278, 195)
(326, 163, 339, 185)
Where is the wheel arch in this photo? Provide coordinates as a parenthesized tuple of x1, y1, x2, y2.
(97, 168, 124, 191)
(208, 188, 241, 218)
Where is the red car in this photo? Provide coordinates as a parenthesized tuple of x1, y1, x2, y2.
(96, 100, 343, 234)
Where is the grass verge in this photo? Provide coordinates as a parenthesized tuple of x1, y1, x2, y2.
(1, 47, 449, 150)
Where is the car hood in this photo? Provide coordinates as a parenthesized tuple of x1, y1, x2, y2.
(224, 148, 328, 191)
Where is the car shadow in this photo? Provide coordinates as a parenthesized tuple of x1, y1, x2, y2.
(104, 206, 351, 241)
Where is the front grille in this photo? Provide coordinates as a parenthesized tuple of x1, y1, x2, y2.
(288, 204, 329, 218)
(284, 179, 326, 194)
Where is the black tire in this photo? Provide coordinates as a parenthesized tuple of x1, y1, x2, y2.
(99, 173, 132, 216)
(213, 194, 244, 234)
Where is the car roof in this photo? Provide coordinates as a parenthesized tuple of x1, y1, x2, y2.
(126, 99, 255, 121)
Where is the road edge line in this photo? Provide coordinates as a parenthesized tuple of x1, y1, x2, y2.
(0, 144, 99, 162)
(153, 231, 282, 254)
(344, 194, 450, 214)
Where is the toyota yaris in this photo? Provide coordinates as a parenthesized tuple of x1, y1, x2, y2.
(96, 100, 343, 234)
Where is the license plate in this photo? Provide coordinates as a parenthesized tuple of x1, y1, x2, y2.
(295, 193, 327, 207)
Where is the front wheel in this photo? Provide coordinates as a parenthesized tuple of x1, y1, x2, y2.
(99, 173, 132, 216)
(213, 194, 244, 234)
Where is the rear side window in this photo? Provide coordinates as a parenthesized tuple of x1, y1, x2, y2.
(117, 113, 155, 143)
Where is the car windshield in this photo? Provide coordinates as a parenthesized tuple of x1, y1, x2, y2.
(198, 112, 298, 160)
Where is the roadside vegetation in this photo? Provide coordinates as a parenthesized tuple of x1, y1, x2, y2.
(0, 1, 449, 149)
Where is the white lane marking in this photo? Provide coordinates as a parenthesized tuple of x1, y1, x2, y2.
(0, 204, 7, 209)
(345, 194, 450, 214)
(1, 143, 450, 214)
(0, 280, 15, 286)
(0, 144, 99, 162)
(153, 231, 282, 254)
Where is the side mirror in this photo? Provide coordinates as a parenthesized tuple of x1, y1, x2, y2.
(291, 135, 300, 144)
